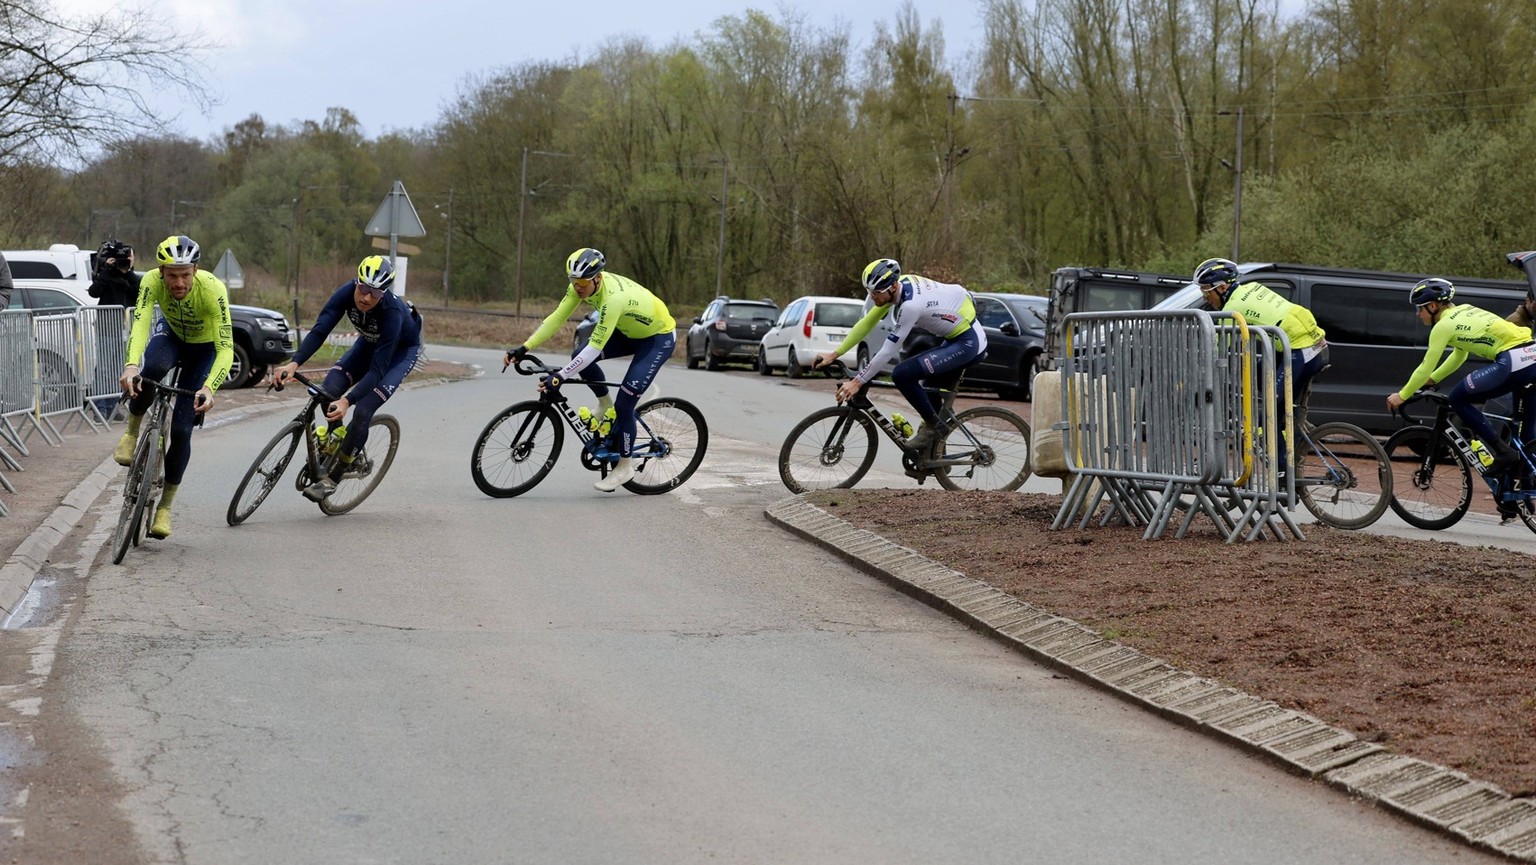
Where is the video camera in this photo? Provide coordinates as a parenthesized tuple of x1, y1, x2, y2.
(96, 239, 134, 275)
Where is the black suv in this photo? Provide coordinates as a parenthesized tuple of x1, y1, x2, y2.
(685, 296, 779, 370)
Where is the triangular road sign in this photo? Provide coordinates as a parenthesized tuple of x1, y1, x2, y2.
(365, 180, 427, 238)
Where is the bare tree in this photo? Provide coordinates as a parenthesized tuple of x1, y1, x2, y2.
(0, 0, 211, 163)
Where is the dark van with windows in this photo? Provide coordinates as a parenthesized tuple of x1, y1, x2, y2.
(1146, 262, 1531, 434)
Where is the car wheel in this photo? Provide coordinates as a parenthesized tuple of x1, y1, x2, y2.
(249, 365, 270, 387)
(856, 344, 870, 374)
(704, 338, 722, 371)
(757, 348, 772, 376)
(786, 350, 804, 379)
(686, 336, 700, 369)
(37, 350, 76, 413)
(226, 342, 254, 389)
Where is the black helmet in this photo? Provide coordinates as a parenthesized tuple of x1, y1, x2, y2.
(1409, 277, 1455, 306)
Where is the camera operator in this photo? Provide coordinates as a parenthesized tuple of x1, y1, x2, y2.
(88, 240, 138, 419)
(89, 239, 138, 307)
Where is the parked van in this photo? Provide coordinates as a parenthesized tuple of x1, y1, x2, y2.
(1147, 262, 1531, 434)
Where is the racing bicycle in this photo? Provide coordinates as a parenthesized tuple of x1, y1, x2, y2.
(1384, 390, 1536, 533)
(110, 373, 202, 564)
(226, 371, 401, 524)
(777, 361, 1032, 493)
(470, 353, 708, 497)
(1285, 417, 1393, 530)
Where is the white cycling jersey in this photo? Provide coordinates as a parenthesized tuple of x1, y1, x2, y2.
(856, 275, 985, 384)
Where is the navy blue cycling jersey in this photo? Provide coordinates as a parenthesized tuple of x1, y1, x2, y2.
(294, 281, 423, 402)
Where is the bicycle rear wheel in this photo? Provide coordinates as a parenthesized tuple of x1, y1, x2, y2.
(1297, 422, 1391, 530)
(624, 397, 709, 495)
(110, 425, 155, 564)
(470, 402, 564, 498)
(321, 415, 401, 515)
(227, 421, 303, 526)
(1384, 425, 1472, 530)
(934, 407, 1033, 491)
(778, 405, 879, 493)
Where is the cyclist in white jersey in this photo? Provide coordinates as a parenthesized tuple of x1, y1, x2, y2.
(813, 258, 987, 448)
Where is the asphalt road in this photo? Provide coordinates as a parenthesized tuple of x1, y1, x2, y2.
(0, 346, 1504, 863)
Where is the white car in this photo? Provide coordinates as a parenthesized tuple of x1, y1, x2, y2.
(757, 295, 867, 378)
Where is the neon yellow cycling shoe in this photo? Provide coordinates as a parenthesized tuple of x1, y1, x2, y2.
(113, 432, 136, 466)
(148, 506, 172, 539)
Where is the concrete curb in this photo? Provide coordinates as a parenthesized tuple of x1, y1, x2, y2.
(765, 496, 1536, 863)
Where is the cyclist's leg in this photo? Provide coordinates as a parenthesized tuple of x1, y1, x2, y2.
(1450, 354, 1521, 470)
(116, 323, 176, 464)
(611, 332, 675, 457)
(574, 334, 628, 410)
(321, 342, 371, 426)
(335, 344, 420, 460)
(891, 327, 984, 431)
(152, 340, 214, 538)
(1287, 343, 1330, 467)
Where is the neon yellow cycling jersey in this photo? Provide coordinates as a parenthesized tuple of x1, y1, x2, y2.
(1399, 303, 1533, 399)
(126, 269, 236, 392)
(524, 272, 676, 352)
(1218, 281, 1325, 350)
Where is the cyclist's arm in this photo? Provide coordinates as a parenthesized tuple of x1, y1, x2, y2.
(522, 288, 581, 350)
(555, 294, 618, 379)
(205, 283, 236, 393)
(830, 304, 888, 358)
(1399, 322, 1460, 399)
(292, 284, 352, 365)
(855, 306, 919, 385)
(124, 274, 159, 367)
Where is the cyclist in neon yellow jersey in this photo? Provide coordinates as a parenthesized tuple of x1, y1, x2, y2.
(812, 258, 987, 449)
(1194, 257, 1329, 470)
(504, 248, 676, 492)
(112, 235, 235, 539)
(1387, 277, 1536, 477)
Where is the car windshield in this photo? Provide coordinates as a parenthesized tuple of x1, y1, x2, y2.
(725, 304, 777, 322)
(813, 303, 864, 328)
(1150, 283, 1205, 311)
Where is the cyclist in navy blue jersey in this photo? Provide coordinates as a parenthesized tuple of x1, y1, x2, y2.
(274, 255, 423, 501)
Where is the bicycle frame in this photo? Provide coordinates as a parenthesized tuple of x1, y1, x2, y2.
(512, 359, 669, 463)
(1413, 396, 1534, 506)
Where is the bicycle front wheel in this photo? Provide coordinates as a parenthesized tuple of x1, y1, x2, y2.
(321, 415, 401, 515)
(1384, 425, 1472, 530)
(778, 406, 879, 494)
(110, 425, 156, 564)
(1297, 422, 1392, 530)
(624, 398, 709, 495)
(471, 402, 564, 498)
(934, 407, 1033, 491)
(227, 422, 303, 526)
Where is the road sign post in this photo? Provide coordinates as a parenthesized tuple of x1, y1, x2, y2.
(364, 180, 427, 294)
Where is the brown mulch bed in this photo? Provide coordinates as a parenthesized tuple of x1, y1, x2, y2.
(806, 488, 1536, 796)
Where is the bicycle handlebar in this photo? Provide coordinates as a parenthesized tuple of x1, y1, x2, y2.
(269, 370, 340, 404)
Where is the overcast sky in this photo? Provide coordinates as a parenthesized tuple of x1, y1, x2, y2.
(55, 0, 979, 141)
(57, 0, 1309, 143)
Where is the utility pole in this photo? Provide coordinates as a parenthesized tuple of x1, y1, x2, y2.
(716, 161, 728, 297)
(1219, 107, 1245, 261)
(516, 147, 528, 319)
(442, 188, 453, 301)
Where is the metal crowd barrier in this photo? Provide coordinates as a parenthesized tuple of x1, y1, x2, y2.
(1052, 309, 1299, 542)
(0, 306, 129, 517)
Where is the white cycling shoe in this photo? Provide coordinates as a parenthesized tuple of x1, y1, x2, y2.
(594, 458, 634, 493)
